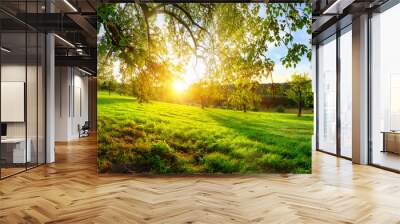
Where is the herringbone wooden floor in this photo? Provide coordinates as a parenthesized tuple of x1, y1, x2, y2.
(1, 136, 400, 224)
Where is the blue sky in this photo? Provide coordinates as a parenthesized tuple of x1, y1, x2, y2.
(267, 28, 311, 83)
(258, 4, 311, 83)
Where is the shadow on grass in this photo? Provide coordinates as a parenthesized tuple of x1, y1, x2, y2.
(282, 114, 314, 122)
(98, 96, 137, 105)
(206, 110, 308, 147)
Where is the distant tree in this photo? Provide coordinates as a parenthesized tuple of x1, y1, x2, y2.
(190, 81, 207, 109)
(228, 80, 260, 112)
(189, 80, 217, 109)
(115, 63, 127, 96)
(287, 73, 312, 117)
(97, 58, 116, 95)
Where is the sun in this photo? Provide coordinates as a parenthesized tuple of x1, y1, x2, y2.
(172, 57, 206, 93)
(173, 80, 189, 92)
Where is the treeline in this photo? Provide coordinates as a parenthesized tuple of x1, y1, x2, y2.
(98, 73, 313, 116)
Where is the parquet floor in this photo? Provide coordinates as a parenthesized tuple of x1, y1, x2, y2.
(0, 167, 26, 178)
(1, 136, 400, 223)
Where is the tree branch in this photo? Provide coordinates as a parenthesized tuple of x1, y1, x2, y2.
(171, 4, 210, 35)
(157, 9, 198, 52)
(139, 4, 152, 57)
(144, 3, 168, 18)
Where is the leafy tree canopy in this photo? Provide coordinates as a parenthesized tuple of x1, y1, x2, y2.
(97, 3, 311, 107)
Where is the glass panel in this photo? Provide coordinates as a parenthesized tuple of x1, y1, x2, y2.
(26, 0, 39, 169)
(38, 32, 45, 165)
(0, 1, 46, 179)
(1, 31, 27, 177)
(27, 31, 38, 169)
(371, 4, 400, 171)
(340, 28, 352, 158)
(318, 36, 337, 154)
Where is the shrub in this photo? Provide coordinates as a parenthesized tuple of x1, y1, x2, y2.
(202, 152, 239, 173)
(258, 153, 287, 172)
(275, 105, 285, 113)
(129, 140, 186, 173)
(207, 140, 230, 154)
(97, 158, 112, 173)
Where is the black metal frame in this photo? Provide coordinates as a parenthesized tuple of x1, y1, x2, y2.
(336, 27, 341, 157)
(367, 11, 372, 165)
(0, 0, 48, 180)
(315, 44, 319, 152)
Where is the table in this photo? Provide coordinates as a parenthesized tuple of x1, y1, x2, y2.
(1, 138, 31, 164)
(381, 131, 400, 154)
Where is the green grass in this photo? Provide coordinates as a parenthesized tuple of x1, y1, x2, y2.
(97, 91, 313, 174)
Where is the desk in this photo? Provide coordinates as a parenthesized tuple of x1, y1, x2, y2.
(1, 138, 31, 163)
(381, 131, 400, 154)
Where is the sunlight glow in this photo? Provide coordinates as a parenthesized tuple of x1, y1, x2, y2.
(185, 58, 206, 81)
(173, 80, 189, 92)
(172, 57, 207, 93)
(113, 60, 121, 82)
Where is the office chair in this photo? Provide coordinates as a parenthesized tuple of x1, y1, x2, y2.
(79, 121, 90, 138)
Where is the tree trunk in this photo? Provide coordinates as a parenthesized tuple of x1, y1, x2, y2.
(271, 75, 275, 99)
(243, 104, 247, 113)
(297, 101, 302, 117)
(108, 81, 111, 96)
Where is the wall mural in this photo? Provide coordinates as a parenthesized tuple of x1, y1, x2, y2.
(97, 2, 313, 174)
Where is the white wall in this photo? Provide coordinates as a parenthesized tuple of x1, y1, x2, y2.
(71, 72, 89, 138)
(55, 67, 89, 141)
(55, 66, 70, 141)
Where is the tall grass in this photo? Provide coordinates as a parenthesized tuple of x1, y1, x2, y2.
(97, 91, 313, 174)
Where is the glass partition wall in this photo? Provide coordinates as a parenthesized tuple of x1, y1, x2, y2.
(370, 3, 400, 171)
(0, 2, 46, 179)
(316, 26, 352, 159)
(317, 35, 337, 155)
(339, 27, 352, 159)
(315, 1, 400, 172)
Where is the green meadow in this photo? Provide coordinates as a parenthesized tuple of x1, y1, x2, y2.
(97, 91, 313, 174)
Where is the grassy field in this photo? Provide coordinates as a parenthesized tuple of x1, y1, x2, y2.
(97, 91, 313, 174)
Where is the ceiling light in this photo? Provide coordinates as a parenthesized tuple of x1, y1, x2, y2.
(76, 48, 84, 55)
(54, 34, 75, 48)
(63, 0, 78, 12)
(1, 47, 11, 53)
